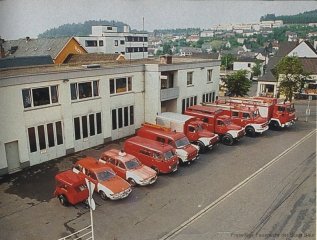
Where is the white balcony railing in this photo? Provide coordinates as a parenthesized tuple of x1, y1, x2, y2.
(160, 87, 179, 101)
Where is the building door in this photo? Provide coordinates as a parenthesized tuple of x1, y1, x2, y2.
(5, 141, 21, 173)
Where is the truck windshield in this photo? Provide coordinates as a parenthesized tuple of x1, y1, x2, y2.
(163, 150, 175, 160)
(125, 159, 141, 170)
(253, 110, 260, 118)
(175, 137, 190, 148)
(97, 170, 116, 181)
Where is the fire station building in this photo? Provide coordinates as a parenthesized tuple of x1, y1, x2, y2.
(0, 56, 220, 175)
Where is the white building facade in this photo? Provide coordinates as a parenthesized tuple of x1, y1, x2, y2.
(75, 25, 148, 60)
(0, 57, 220, 175)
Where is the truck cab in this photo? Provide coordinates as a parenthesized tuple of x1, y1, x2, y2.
(124, 136, 179, 174)
(99, 149, 157, 186)
(156, 112, 219, 152)
(73, 157, 132, 200)
(185, 105, 245, 145)
(137, 123, 199, 164)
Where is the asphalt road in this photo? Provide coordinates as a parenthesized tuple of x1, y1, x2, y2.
(0, 101, 316, 240)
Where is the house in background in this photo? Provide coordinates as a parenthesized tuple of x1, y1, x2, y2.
(75, 25, 148, 60)
(233, 57, 264, 78)
(2, 37, 87, 65)
(257, 41, 317, 98)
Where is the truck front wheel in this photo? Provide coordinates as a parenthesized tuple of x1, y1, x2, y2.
(246, 126, 256, 137)
(99, 191, 108, 200)
(58, 195, 68, 206)
(222, 134, 234, 146)
(269, 120, 281, 130)
(197, 141, 206, 153)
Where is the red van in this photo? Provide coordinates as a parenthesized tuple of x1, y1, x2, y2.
(137, 123, 199, 164)
(124, 136, 179, 174)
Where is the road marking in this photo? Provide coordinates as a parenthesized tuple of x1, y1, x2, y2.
(159, 129, 316, 240)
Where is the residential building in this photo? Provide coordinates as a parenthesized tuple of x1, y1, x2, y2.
(2, 37, 87, 64)
(75, 25, 148, 60)
(257, 41, 317, 98)
(186, 35, 200, 43)
(0, 55, 220, 175)
(200, 30, 214, 38)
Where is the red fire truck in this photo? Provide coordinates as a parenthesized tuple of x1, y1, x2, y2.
(156, 112, 219, 152)
(185, 105, 245, 145)
(202, 103, 269, 137)
(216, 97, 296, 129)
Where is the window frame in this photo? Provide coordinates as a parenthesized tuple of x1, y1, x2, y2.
(187, 72, 193, 86)
(22, 85, 59, 109)
(70, 80, 99, 101)
(109, 77, 133, 95)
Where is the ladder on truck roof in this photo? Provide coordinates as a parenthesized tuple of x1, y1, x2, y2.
(142, 122, 171, 132)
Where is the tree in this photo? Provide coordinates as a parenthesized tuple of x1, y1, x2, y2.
(252, 60, 262, 77)
(223, 70, 251, 97)
(162, 43, 172, 55)
(275, 56, 305, 102)
(221, 54, 235, 70)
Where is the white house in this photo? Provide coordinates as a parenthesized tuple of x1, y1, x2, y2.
(75, 25, 148, 60)
(200, 31, 214, 38)
(0, 56, 220, 175)
(257, 41, 317, 98)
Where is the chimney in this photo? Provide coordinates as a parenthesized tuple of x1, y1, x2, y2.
(26, 36, 30, 42)
(160, 55, 172, 64)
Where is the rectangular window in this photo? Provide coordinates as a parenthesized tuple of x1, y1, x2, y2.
(207, 69, 213, 82)
(89, 114, 95, 136)
(38, 125, 46, 150)
(190, 97, 194, 106)
(56, 121, 63, 145)
(194, 96, 197, 105)
(74, 117, 81, 140)
(33, 87, 50, 107)
(93, 81, 99, 97)
(110, 79, 115, 94)
(187, 72, 193, 86)
(232, 111, 239, 117)
(182, 99, 186, 114)
(71, 84, 77, 100)
(96, 112, 102, 134)
(85, 40, 98, 47)
(116, 78, 127, 93)
(124, 107, 129, 127)
(144, 37, 148, 42)
(115, 40, 118, 46)
(112, 109, 117, 130)
(28, 127, 37, 152)
(22, 89, 31, 108)
(47, 123, 55, 147)
(130, 106, 134, 125)
(202, 94, 206, 103)
(186, 98, 190, 108)
(78, 82, 92, 99)
(128, 77, 132, 91)
(82, 116, 88, 138)
(120, 40, 125, 45)
(51, 86, 58, 104)
(99, 40, 104, 46)
(126, 36, 132, 42)
(118, 108, 123, 128)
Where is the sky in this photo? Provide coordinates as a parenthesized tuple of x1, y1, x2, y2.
(0, 0, 317, 40)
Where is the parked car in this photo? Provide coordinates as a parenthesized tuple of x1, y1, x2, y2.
(124, 136, 179, 174)
(99, 149, 157, 186)
(54, 170, 89, 206)
(73, 157, 132, 200)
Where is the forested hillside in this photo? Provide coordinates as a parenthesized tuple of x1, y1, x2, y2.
(38, 20, 129, 38)
(260, 9, 317, 24)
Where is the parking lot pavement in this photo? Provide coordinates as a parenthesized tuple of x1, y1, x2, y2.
(0, 100, 316, 240)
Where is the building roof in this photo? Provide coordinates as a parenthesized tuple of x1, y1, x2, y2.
(3, 37, 73, 59)
(65, 53, 124, 64)
(234, 57, 262, 63)
(0, 55, 53, 69)
(183, 52, 220, 60)
(300, 58, 317, 74)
